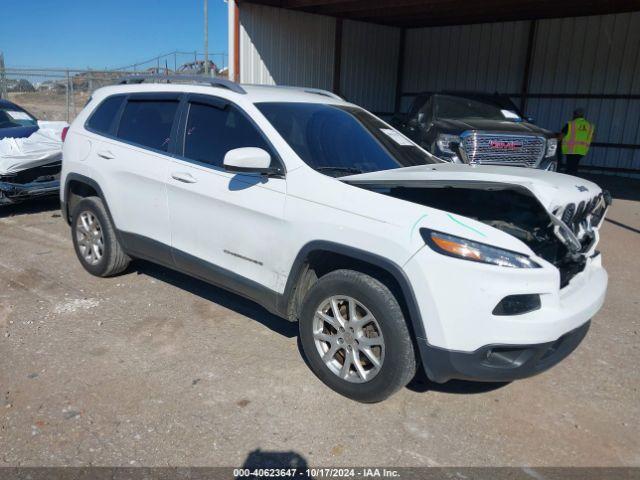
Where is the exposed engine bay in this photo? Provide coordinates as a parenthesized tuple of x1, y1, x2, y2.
(351, 181, 609, 288)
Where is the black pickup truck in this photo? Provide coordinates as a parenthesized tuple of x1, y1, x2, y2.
(392, 92, 558, 170)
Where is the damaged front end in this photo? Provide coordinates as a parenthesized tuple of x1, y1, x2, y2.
(349, 179, 610, 288)
(0, 119, 67, 205)
(0, 161, 61, 205)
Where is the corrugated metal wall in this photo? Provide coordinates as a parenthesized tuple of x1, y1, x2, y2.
(340, 20, 400, 113)
(402, 12, 640, 173)
(403, 21, 529, 97)
(239, 3, 335, 89)
(240, 3, 400, 112)
(525, 13, 640, 172)
(239, 4, 400, 113)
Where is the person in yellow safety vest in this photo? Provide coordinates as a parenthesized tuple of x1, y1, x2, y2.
(561, 108, 595, 175)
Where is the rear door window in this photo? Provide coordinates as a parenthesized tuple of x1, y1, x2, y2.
(117, 99, 179, 151)
(86, 95, 124, 134)
(182, 100, 274, 168)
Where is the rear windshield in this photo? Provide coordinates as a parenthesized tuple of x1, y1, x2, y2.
(256, 102, 438, 176)
(0, 105, 37, 129)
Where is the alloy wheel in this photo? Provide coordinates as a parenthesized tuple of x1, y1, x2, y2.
(76, 211, 104, 265)
(312, 296, 385, 383)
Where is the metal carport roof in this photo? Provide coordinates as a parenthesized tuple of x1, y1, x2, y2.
(242, 0, 640, 27)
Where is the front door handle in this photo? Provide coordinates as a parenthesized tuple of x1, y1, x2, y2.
(97, 150, 115, 160)
(171, 172, 197, 184)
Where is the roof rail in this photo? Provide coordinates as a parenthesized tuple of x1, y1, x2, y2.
(302, 88, 344, 100)
(242, 83, 344, 101)
(117, 74, 246, 94)
(282, 85, 344, 100)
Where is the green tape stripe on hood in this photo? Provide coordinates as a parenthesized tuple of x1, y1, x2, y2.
(446, 213, 487, 238)
(410, 214, 429, 238)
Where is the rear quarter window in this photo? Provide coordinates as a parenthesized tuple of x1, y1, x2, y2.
(86, 95, 125, 134)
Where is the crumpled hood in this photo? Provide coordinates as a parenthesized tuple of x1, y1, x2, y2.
(0, 121, 67, 176)
(341, 163, 602, 213)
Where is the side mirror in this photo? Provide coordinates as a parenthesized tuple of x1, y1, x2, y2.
(525, 115, 536, 124)
(417, 112, 425, 124)
(223, 147, 280, 175)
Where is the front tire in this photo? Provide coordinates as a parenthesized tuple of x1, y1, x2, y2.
(299, 269, 416, 403)
(71, 197, 130, 277)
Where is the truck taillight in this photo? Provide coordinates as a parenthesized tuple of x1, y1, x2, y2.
(61, 126, 69, 142)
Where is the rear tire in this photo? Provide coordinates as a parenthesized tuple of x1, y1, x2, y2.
(71, 197, 130, 277)
(299, 269, 416, 403)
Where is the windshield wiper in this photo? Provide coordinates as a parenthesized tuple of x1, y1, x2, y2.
(316, 166, 363, 177)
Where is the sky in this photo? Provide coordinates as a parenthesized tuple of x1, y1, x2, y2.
(1, 0, 229, 70)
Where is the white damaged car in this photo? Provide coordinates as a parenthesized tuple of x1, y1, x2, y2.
(0, 99, 67, 205)
(61, 77, 610, 402)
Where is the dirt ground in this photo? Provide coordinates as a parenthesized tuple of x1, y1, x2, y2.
(1, 174, 639, 468)
(7, 92, 90, 123)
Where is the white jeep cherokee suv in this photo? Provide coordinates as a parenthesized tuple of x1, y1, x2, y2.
(61, 75, 610, 402)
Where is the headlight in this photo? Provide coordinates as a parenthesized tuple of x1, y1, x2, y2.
(436, 134, 461, 155)
(421, 229, 540, 268)
(546, 138, 558, 158)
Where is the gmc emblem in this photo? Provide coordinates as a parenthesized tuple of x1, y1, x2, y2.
(489, 140, 523, 150)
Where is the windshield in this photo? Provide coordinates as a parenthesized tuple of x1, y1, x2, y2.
(0, 105, 38, 129)
(435, 95, 520, 121)
(256, 102, 439, 176)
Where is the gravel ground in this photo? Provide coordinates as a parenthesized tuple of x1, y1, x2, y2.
(1, 174, 639, 468)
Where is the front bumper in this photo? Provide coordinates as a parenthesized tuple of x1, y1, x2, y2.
(421, 320, 590, 383)
(0, 178, 60, 205)
(404, 244, 607, 382)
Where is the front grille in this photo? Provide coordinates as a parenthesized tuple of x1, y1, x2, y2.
(562, 203, 575, 224)
(560, 195, 602, 236)
(461, 133, 546, 167)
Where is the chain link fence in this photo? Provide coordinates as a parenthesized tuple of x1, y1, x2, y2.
(0, 51, 228, 123)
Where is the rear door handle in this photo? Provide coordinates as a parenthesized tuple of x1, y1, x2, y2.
(171, 172, 197, 184)
(97, 150, 115, 160)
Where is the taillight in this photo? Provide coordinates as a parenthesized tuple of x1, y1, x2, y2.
(61, 126, 69, 142)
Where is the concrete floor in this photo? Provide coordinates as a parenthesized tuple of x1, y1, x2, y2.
(1, 174, 639, 468)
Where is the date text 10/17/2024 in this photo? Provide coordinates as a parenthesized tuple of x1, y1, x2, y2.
(234, 468, 401, 478)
